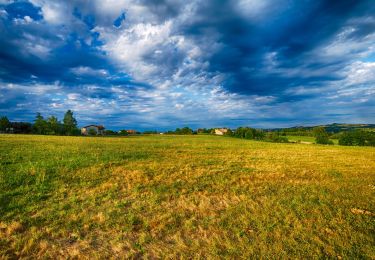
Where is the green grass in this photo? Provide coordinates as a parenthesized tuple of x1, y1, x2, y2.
(0, 134, 374, 258)
(287, 135, 338, 144)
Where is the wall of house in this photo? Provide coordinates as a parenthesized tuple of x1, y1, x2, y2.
(215, 129, 224, 135)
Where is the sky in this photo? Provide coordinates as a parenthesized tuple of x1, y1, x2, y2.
(0, 0, 374, 130)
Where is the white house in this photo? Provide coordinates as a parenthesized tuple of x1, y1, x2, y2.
(81, 125, 105, 135)
(214, 128, 228, 135)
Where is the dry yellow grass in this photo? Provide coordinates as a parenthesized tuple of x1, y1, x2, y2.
(0, 134, 374, 258)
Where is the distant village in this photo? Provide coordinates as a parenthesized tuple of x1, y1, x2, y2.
(1, 110, 374, 146)
(81, 124, 228, 136)
(0, 110, 230, 136)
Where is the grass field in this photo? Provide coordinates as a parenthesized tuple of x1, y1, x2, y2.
(286, 135, 339, 144)
(0, 134, 374, 258)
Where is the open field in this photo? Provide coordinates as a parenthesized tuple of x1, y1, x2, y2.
(0, 134, 374, 258)
(286, 135, 339, 145)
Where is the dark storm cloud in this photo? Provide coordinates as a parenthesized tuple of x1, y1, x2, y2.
(0, 0, 374, 129)
(0, 1, 137, 88)
(175, 0, 375, 97)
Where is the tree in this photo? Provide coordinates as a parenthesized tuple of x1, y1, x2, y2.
(0, 116, 10, 132)
(174, 127, 193, 135)
(180, 127, 193, 135)
(63, 110, 78, 135)
(47, 116, 60, 135)
(244, 129, 254, 139)
(105, 130, 118, 135)
(313, 127, 333, 145)
(33, 113, 48, 134)
(265, 132, 289, 143)
(338, 130, 373, 146)
(118, 130, 129, 136)
(224, 129, 233, 136)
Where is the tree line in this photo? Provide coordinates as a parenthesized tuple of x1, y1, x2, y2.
(220, 126, 375, 146)
(0, 110, 79, 135)
(223, 127, 289, 143)
(1, 114, 374, 146)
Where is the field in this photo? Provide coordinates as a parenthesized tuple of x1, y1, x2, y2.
(286, 135, 339, 144)
(0, 134, 374, 258)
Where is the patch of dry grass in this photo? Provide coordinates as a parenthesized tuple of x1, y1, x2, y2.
(0, 134, 374, 258)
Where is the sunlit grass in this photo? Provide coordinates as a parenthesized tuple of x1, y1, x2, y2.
(0, 134, 374, 258)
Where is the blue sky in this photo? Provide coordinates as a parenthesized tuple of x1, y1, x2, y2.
(0, 0, 374, 130)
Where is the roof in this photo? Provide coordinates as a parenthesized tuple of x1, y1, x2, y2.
(82, 125, 105, 130)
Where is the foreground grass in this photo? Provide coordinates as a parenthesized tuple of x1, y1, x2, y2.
(0, 134, 374, 258)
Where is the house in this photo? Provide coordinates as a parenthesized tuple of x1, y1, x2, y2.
(214, 128, 228, 135)
(81, 125, 105, 135)
(126, 129, 137, 134)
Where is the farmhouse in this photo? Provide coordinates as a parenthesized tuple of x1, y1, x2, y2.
(81, 125, 105, 135)
(214, 128, 228, 135)
(126, 129, 137, 134)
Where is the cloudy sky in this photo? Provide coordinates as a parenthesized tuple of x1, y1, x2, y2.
(0, 0, 374, 130)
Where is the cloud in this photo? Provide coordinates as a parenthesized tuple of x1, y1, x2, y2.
(0, 0, 374, 129)
(70, 66, 108, 77)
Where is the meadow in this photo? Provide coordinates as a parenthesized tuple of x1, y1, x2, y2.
(0, 134, 374, 258)
(286, 135, 339, 144)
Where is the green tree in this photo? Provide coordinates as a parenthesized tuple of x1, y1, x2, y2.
(224, 129, 233, 136)
(0, 116, 10, 131)
(338, 130, 371, 146)
(180, 127, 193, 135)
(63, 110, 78, 135)
(105, 130, 117, 135)
(47, 116, 60, 135)
(313, 127, 333, 145)
(33, 113, 48, 134)
(174, 127, 193, 135)
(118, 130, 129, 136)
(265, 132, 289, 143)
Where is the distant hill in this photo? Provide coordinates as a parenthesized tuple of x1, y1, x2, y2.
(270, 123, 375, 133)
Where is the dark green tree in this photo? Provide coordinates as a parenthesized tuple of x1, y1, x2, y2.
(47, 116, 60, 135)
(33, 113, 48, 134)
(224, 129, 233, 136)
(0, 116, 10, 131)
(180, 127, 193, 135)
(338, 130, 372, 146)
(118, 130, 129, 136)
(313, 127, 333, 145)
(105, 130, 118, 135)
(265, 132, 289, 143)
(63, 110, 78, 135)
